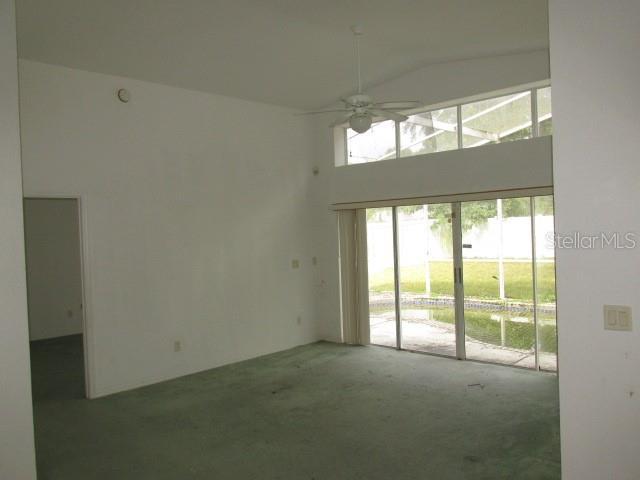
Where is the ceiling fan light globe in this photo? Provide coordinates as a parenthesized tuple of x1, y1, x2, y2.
(349, 113, 372, 133)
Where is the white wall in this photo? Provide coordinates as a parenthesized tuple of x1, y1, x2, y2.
(549, 2, 640, 479)
(311, 50, 552, 342)
(331, 137, 552, 205)
(24, 198, 84, 340)
(366, 50, 550, 109)
(19, 60, 320, 397)
(0, 1, 37, 478)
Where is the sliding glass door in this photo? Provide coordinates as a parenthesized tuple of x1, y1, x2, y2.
(364, 195, 557, 372)
(397, 204, 456, 356)
(366, 207, 397, 347)
(533, 196, 557, 371)
(461, 198, 536, 368)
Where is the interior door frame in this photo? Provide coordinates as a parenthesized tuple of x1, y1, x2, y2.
(23, 194, 94, 399)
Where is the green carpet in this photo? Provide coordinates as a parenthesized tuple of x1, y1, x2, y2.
(30, 335, 560, 479)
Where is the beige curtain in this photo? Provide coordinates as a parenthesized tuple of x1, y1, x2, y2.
(338, 210, 370, 345)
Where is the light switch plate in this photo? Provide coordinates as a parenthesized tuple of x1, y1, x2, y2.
(604, 305, 632, 331)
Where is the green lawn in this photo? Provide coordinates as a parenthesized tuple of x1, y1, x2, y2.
(370, 260, 556, 303)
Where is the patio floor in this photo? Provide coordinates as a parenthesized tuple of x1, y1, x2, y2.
(370, 315, 557, 371)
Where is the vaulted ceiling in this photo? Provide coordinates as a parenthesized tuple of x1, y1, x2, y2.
(16, 0, 549, 109)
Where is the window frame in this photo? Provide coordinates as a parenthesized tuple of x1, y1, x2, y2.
(459, 89, 534, 148)
(398, 106, 460, 158)
(336, 81, 552, 166)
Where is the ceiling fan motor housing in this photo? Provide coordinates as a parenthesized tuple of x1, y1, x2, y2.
(299, 27, 418, 133)
(345, 94, 372, 108)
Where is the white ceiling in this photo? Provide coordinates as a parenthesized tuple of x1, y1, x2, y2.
(16, 0, 549, 110)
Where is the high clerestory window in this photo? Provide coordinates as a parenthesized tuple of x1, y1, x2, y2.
(337, 83, 552, 166)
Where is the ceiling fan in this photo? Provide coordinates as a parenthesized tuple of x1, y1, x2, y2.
(302, 25, 421, 133)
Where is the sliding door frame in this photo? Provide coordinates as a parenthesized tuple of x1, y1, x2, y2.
(530, 196, 540, 370)
(391, 207, 402, 349)
(452, 202, 466, 360)
(351, 188, 555, 371)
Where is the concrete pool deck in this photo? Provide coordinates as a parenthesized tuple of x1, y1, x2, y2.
(370, 315, 558, 371)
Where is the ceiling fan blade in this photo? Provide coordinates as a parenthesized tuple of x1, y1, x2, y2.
(373, 107, 417, 111)
(296, 109, 351, 116)
(329, 113, 353, 128)
(372, 100, 422, 107)
(370, 109, 408, 123)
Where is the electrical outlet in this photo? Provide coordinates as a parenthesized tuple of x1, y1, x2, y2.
(67, 309, 73, 318)
(312, 256, 317, 266)
(291, 259, 300, 269)
(296, 315, 302, 325)
(174, 340, 182, 352)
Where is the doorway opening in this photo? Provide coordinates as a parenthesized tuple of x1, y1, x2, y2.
(23, 197, 89, 399)
(365, 194, 557, 371)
